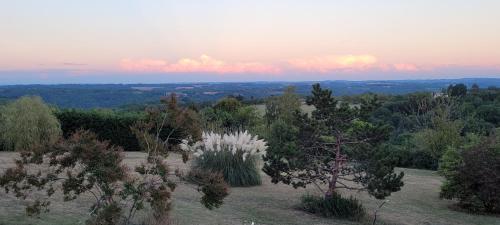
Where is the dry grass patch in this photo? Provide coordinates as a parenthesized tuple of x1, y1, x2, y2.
(1, 152, 499, 225)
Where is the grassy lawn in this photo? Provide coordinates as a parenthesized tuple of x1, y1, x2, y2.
(0, 152, 499, 225)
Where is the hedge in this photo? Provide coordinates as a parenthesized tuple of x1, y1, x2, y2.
(56, 109, 143, 151)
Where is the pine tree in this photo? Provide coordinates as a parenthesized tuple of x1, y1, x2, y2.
(263, 84, 404, 199)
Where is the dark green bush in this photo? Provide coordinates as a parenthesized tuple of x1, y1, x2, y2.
(408, 150, 438, 170)
(383, 144, 438, 170)
(56, 109, 143, 151)
(299, 193, 365, 220)
(440, 137, 500, 214)
(192, 151, 261, 187)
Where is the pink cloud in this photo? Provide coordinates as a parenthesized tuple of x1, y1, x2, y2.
(393, 63, 419, 72)
(120, 54, 428, 75)
(288, 55, 378, 72)
(120, 55, 281, 74)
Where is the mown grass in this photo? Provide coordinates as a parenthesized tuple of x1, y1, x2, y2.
(1, 152, 499, 225)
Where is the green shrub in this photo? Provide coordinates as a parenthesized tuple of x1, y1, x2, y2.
(440, 136, 500, 214)
(0, 96, 62, 151)
(193, 150, 261, 187)
(57, 95, 202, 152)
(56, 109, 143, 151)
(182, 131, 267, 187)
(299, 194, 365, 220)
(200, 97, 260, 132)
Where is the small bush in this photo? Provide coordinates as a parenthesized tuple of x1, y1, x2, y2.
(194, 150, 261, 187)
(182, 131, 267, 187)
(300, 194, 365, 220)
(187, 169, 229, 209)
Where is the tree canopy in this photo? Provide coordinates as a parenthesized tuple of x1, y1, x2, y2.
(0, 96, 62, 151)
(263, 84, 404, 199)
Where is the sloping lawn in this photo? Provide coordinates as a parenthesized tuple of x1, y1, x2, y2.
(0, 152, 498, 225)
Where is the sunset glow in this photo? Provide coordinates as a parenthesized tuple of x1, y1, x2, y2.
(1, 0, 499, 83)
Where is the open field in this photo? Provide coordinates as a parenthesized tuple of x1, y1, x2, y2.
(0, 152, 499, 225)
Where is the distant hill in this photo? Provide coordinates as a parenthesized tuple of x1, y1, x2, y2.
(0, 78, 499, 109)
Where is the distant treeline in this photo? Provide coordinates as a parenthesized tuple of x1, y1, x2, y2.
(2, 79, 500, 109)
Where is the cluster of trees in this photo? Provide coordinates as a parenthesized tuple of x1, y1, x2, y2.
(200, 97, 260, 132)
(364, 84, 500, 170)
(0, 82, 499, 223)
(260, 83, 500, 215)
(348, 84, 500, 213)
(0, 95, 227, 224)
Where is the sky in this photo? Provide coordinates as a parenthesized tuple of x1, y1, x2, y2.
(1, 0, 500, 84)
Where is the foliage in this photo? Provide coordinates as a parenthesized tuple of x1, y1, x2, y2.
(0, 131, 131, 224)
(412, 119, 463, 162)
(156, 94, 203, 150)
(0, 97, 227, 225)
(0, 96, 62, 151)
(440, 136, 500, 214)
(381, 136, 438, 170)
(56, 109, 143, 151)
(187, 169, 229, 209)
(263, 84, 404, 200)
(214, 97, 242, 112)
(265, 86, 301, 125)
(448, 84, 468, 97)
(56, 94, 201, 152)
(201, 97, 260, 132)
(299, 194, 365, 220)
(413, 99, 464, 165)
(3, 80, 499, 108)
(182, 131, 267, 187)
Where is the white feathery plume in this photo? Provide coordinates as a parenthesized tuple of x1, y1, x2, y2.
(181, 130, 267, 160)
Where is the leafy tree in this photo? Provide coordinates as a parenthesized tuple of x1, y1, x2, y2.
(470, 83, 480, 95)
(158, 93, 203, 150)
(448, 83, 468, 97)
(263, 84, 404, 199)
(440, 135, 500, 213)
(413, 119, 463, 161)
(265, 86, 301, 125)
(214, 97, 242, 112)
(0, 96, 62, 151)
(201, 97, 260, 131)
(476, 104, 500, 126)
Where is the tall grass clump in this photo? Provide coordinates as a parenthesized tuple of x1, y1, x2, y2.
(299, 194, 365, 220)
(181, 131, 267, 187)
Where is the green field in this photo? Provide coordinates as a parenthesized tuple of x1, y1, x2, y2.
(0, 152, 498, 225)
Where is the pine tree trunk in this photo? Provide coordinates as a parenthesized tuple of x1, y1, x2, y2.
(325, 138, 343, 199)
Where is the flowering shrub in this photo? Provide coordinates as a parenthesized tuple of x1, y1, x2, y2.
(182, 131, 267, 187)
